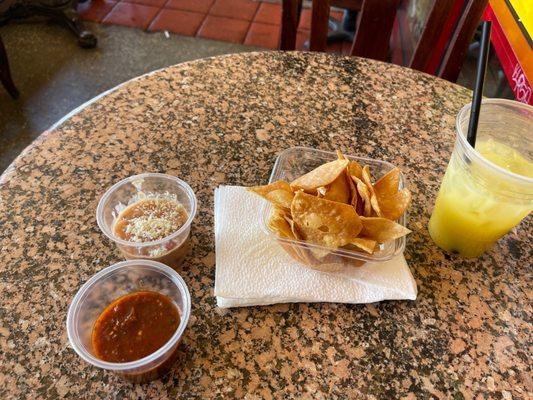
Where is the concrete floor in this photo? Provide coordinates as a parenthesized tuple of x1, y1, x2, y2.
(0, 22, 258, 173)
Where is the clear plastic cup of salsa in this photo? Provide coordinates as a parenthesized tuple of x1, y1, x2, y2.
(96, 173, 197, 270)
(66, 260, 191, 382)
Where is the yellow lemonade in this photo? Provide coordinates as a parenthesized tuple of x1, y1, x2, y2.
(429, 139, 533, 258)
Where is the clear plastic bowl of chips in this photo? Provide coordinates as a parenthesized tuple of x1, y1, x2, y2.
(260, 147, 408, 270)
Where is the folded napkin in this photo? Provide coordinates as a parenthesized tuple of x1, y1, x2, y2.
(214, 186, 417, 308)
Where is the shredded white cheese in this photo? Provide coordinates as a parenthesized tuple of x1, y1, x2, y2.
(114, 197, 187, 242)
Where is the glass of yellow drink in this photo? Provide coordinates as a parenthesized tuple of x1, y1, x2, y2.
(429, 99, 533, 258)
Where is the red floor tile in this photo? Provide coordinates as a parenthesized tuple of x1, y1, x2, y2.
(197, 15, 250, 43)
(298, 8, 311, 30)
(78, 0, 117, 23)
(103, 2, 160, 29)
(244, 22, 280, 49)
(166, 0, 214, 13)
(253, 2, 281, 25)
(209, 0, 259, 21)
(299, 7, 345, 30)
(149, 8, 205, 36)
(124, 0, 167, 8)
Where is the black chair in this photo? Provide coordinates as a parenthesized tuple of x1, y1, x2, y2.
(0, 34, 18, 99)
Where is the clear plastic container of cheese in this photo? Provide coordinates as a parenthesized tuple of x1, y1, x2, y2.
(96, 173, 197, 270)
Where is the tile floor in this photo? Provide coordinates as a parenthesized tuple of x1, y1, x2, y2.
(78, 0, 349, 52)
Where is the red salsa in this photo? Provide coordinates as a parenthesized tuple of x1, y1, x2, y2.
(92, 291, 180, 363)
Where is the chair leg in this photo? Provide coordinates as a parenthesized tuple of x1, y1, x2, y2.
(0, 36, 19, 99)
(1, 3, 97, 49)
(280, 0, 302, 50)
(350, 0, 400, 60)
(60, 7, 97, 49)
(309, 0, 330, 52)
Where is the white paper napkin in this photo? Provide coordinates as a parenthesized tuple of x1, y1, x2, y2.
(214, 186, 417, 308)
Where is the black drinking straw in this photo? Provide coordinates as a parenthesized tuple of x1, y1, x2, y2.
(466, 21, 492, 148)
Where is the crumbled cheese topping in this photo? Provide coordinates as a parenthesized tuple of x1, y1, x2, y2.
(114, 197, 187, 242)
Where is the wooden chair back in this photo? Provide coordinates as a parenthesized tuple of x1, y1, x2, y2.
(280, 0, 489, 82)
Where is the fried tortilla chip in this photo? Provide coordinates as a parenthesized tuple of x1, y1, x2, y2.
(346, 171, 358, 209)
(348, 237, 377, 254)
(378, 188, 411, 221)
(347, 160, 363, 180)
(268, 207, 295, 238)
(290, 159, 349, 193)
(361, 166, 382, 217)
(321, 172, 350, 203)
(352, 176, 372, 217)
(291, 191, 362, 248)
(249, 180, 294, 210)
(360, 217, 411, 242)
(374, 168, 400, 197)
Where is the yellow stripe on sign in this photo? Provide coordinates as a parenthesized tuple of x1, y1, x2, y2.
(508, 0, 532, 37)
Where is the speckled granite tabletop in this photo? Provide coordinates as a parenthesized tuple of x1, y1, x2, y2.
(0, 52, 531, 399)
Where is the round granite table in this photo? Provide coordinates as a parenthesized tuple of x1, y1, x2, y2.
(0, 52, 531, 399)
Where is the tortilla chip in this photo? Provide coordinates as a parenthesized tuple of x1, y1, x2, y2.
(282, 215, 317, 265)
(321, 172, 350, 204)
(268, 208, 295, 239)
(291, 191, 362, 248)
(360, 217, 411, 242)
(352, 176, 372, 217)
(347, 160, 363, 180)
(374, 168, 400, 197)
(378, 188, 411, 221)
(361, 166, 382, 217)
(316, 186, 327, 198)
(348, 237, 377, 254)
(346, 171, 358, 209)
(249, 180, 294, 210)
(290, 159, 349, 192)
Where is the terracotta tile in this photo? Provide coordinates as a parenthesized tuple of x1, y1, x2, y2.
(197, 15, 250, 43)
(296, 30, 309, 50)
(209, 0, 259, 21)
(244, 22, 280, 49)
(298, 8, 311, 30)
(124, 0, 167, 8)
(299, 8, 344, 30)
(166, 0, 214, 13)
(103, 2, 160, 29)
(149, 8, 205, 36)
(254, 2, 281, 25)
(78, 0, 117, 23)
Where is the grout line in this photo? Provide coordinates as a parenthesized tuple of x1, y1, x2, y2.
(193, 13, 209, 37)
(243, 0, 263, 45)
(196, 0, 222, 39)
(147, 0, 170, 30)
(100, 0, 121, 23)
